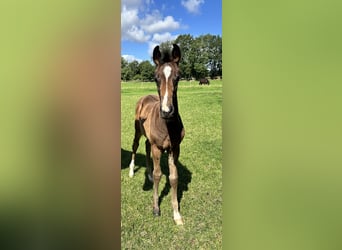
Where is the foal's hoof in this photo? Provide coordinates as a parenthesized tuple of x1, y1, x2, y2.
(174, 218, 184, 226)
(128, 163, 134, 178)
(129, 170, 134, 178)
(153, 208, 160, 217)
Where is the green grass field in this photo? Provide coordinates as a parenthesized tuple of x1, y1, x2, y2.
(121, 79, 222, 249)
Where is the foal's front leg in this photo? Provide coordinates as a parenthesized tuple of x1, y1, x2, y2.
(169, 145, 183, 225)
(151, 144, 162, 216)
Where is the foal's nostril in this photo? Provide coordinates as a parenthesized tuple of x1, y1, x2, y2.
(168, 105, 174, 115)
(161, 105, 174, 118)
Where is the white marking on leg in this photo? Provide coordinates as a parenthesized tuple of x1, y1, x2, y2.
(129, 160, 135, 177)
(173, 210, 182, 220)
(162, 65, 171, 112)
(174, 210, 183, 225)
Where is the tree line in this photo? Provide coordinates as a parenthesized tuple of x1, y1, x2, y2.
(121, 34, 222, 82)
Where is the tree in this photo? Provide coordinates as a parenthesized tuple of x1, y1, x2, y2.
(121, 57, 129, 81)
(122, 34, 222, 82)
(158, 41, 173, 54)
(174, 34, 222, 80)
(174, 34, 194, 80)
(206, 35, 222, 78)
(121, 66, 133, 81)
(190, 36, 209, 80)
(138, 60, 154, 82)
(121, 57, 128, 69)
(128, 60, 140, 77)
(193, 62, 208, 80)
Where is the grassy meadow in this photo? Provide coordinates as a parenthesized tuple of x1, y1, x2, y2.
(121, 79, 222, 249)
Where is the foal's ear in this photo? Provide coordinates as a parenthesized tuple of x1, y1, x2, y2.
(153, 45, 161, 66)
(172, 44, 181, 64)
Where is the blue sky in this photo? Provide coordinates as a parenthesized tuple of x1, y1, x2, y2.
(121, 0, 222, 62)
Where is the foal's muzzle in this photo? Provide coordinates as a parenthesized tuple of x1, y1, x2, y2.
(160, 105, 174, 119)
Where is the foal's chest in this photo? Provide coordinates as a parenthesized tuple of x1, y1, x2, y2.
(143, 119, 171, 149)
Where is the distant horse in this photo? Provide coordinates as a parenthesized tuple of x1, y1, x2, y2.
(199, 78, 210, 85)
(128, 44, 185, 225)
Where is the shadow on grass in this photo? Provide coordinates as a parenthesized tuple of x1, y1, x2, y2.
(121, 147, 153, 190)
(121, 147, 192, 211)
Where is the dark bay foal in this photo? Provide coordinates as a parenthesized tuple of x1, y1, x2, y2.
(128, 44, 185, 225)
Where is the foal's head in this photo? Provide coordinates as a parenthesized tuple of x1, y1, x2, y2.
(153, 44, 181, 119)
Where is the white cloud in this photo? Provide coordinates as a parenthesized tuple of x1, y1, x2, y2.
(148, 42, 159, 60)
(152, 32, 178, 44)
(125, 25, 151, 43)
(181, 0, 204, 14)
(121, 6, 150, 42)
(121, 1, 181, 43)
(122, 54, 143, 63)
(121, 0, 183, 59)
(122, 0, 142, 9)
(121, 6, 139, 30)
(141, 14, 180, 33)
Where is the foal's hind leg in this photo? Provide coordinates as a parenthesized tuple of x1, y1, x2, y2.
(145, 139, 153, 182)
(129, 121, 141, 177)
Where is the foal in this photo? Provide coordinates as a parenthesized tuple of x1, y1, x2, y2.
(128, 44, 185, 225)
